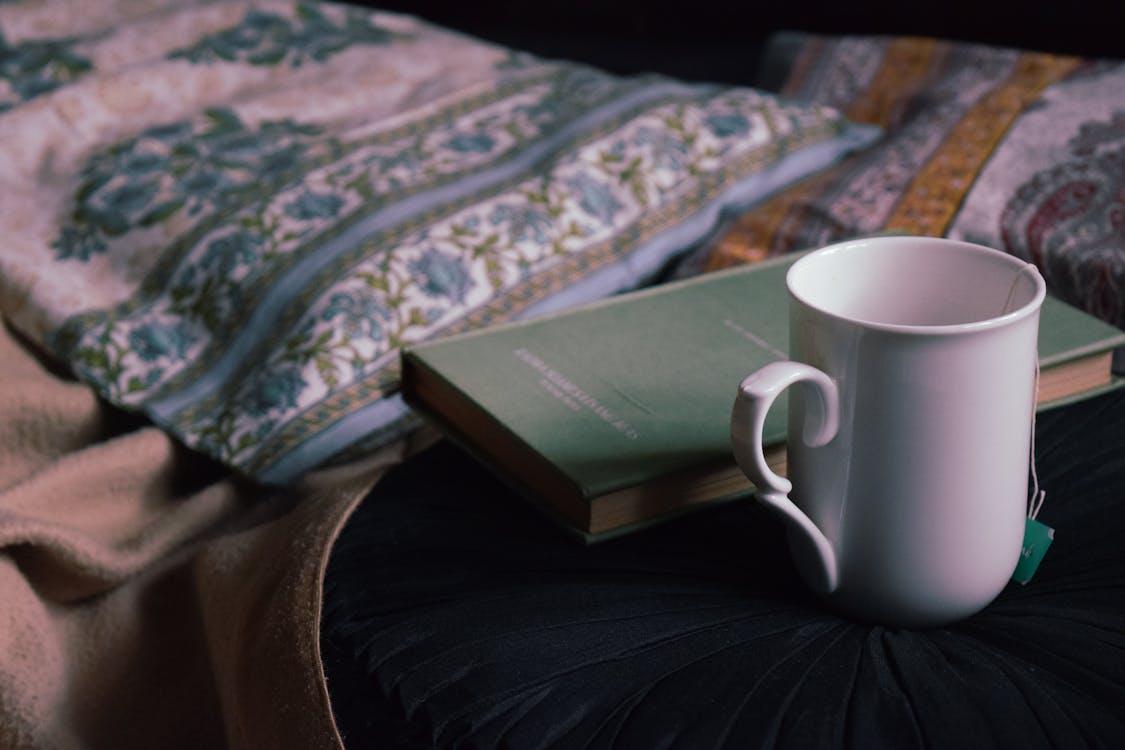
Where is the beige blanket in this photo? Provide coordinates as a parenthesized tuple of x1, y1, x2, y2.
(0, 317, 410, 749)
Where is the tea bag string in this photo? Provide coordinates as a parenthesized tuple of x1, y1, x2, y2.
(1002, 261, 1047, 520)
(1027, 362, 1046, 520)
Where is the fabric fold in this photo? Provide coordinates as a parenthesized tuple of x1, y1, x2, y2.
(0, 316, 398, 749)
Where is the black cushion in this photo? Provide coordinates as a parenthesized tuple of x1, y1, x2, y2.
(322, 388, 1125, 748)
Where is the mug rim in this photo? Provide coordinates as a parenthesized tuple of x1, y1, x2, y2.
(786, 236, 1047, 335)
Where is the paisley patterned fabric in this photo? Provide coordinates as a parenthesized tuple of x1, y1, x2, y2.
(0, 1, 876, 483)
(692, 33, 1125, 335)
(948, 64, 1125, 330)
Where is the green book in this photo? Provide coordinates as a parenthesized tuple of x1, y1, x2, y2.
(401, 253, 1125, 541)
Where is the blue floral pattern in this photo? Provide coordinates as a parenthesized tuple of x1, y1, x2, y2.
(129, 321, 194, 363)
(52, 109, 326, 261)
(70, 316, 202, 400)
(27, 16, 858, 476)
(284, 191, 345, 221)
(168, 2, 401, 68)
(244, 366, 305, 417)
(705, 113, 752, 138)
(410, 249, 473, 304)
(51, 68, 617, 413)
(566, 174, 623, 226)
(0, 31, 92, 112)
(168, 88, 851, 470)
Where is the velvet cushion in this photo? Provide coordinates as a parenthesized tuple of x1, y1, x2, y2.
(693, 33, 1125, 333)
(322, 389, 1125, 748)
(0, 1, 874, 484)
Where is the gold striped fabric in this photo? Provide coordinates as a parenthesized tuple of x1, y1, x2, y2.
(704, 35, 1082, 271)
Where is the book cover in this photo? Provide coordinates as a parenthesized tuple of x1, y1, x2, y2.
(402, 253, 1125, 540)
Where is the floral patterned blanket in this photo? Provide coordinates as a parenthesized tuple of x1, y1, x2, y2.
(0, 0, 875, 483)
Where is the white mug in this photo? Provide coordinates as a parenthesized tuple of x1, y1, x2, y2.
(730, 236, 1045, 627)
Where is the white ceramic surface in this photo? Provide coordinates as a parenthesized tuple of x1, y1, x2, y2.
(730, 236, 1046, 627)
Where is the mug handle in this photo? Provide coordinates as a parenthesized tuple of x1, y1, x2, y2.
(731, 361, 841, 593)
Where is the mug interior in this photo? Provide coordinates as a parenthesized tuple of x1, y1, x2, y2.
(787, 237, 1045, 330)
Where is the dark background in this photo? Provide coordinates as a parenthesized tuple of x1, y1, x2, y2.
(356, 0, 1121, 84)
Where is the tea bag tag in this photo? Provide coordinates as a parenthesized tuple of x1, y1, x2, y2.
(1013, 518, 1054, 585)
(1014, 477, 1054, 585)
